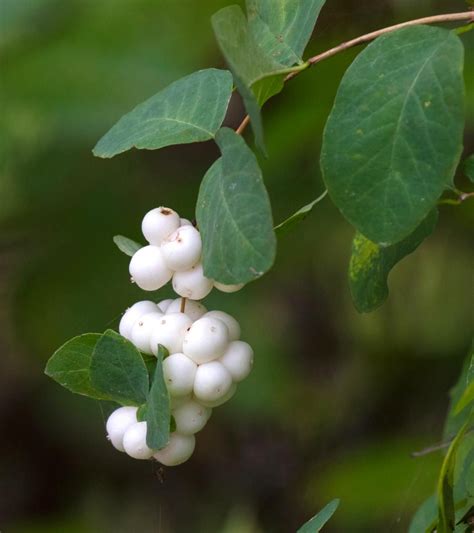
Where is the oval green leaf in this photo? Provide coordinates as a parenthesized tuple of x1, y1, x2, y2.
(90, 329, 149, 406)
(197, 128, 276, 284)
(297, 499, 340, 532)
(145, 344, 170, 450)
(93, 69, 233, 158)
(247, 0, 326, 64)
(275, 190, 328, 236)
(45, 333, 111, 400)
(321, 26, 465, 245)
(113, 235, 142, 257)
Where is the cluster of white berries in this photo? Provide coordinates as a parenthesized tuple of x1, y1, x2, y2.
(106, 206, 253, 466)
(129, 206, 243, 298)
(107, 296, 253, 466)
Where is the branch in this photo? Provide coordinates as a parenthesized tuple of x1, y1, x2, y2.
(411, 428, 474, 458)
(236, 10, 474, 135)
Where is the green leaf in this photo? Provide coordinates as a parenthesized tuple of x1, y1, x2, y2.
(45, 333, 111, 400)
(246, 0, 326, 64)
(145, 345, 170, 450)
(275, 190, 328, 236)
(437, 413, 474, 533)
(113, 235, 142, 257)
(408, 495, 437, 533)
(196, 128, 276, 284)
(349, 209, 438, 313)
(321, 26, 465, 245)
(90, 330, 149, 406)
(455, 383, 474, 415)
(445, 344, 474, 439)
(464, 154, 474, 183)
(93, 69, 233, 158)
(212, 5, 297, 152)
(297, 499, 340, 532)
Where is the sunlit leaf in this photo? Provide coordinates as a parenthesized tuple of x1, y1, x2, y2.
(349, 210, 438, 313)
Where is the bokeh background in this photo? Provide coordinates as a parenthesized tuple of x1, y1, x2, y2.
(1, 0, 473, 531)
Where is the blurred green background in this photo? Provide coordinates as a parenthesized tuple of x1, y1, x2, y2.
(1, 0, 473, 531)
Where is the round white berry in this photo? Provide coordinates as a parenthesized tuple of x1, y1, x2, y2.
(122, 421, 154, 460)
(161, 225, 202, 272)
(193, 361, 233, 403)
(157, 298, 174, 313)
(163, 352, 197, 397)
(106, 406, 138, 452)
(166, 298, 207, 321)
(172, 399, 211, 435)
(220, 341, 254, 382)
(214, 281, 245, 293)
(149, 312, 193, 355)
(130, 312, 163, 354)
(153, 433, 195, 467)
(170, 393, 192, 410)
(180, 218, 192, 227)
(129, 246, 172, 291)
(141, 207, 180, 245)
(204, 311, 240, 341)
(183, 317, 229, 364)
(119, 301, 159, 340)
(172, 262, 213, 300)
(199, 382, 237, 408)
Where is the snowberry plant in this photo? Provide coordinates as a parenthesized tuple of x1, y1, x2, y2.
(45, 1, 474, 531)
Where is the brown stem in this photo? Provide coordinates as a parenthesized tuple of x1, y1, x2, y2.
(411, 428, 474, 457)
(235, 10, 474, 135)
(180, 297, 187, 313)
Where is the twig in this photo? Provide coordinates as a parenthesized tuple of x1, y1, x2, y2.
(235, 11, 474, 135)
(438, 191, 474, 206)
(411, 428, 474, 457)
(180, 297, 187, 313)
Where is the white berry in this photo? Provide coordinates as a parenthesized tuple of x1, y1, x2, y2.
(199, 383, 237, 408)
(172, 399, 211, 435)
(129, 245, 172, 291)
(214, 281, 245, 293)
(141, 206, 180, 245)
(204, 310, 240, 341)
(122, 421, 154, 460)
(193, 361, 233, 403)
(149, 312, 193, 355)
(161, 225, 202, 272)
(183, 317, 229, 364)
(166, 298, 207, 321)
(130, 312, 163, 354)
(163, 352, 197, 397)
(106, 406, 138, 452)
(153, 433, 195, 466)
(180, 218, 192, 226)
(220, 341, 254, 382)
(157, 298, 174, 313)
(172, 262, 213, 300)
(119, 301, 159, 340)
(170, 393, 192, 410)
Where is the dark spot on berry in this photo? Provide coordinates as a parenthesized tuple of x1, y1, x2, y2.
(161, 208, 172, 215)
